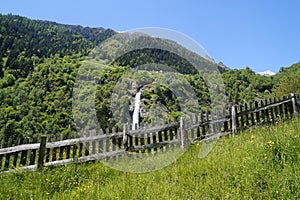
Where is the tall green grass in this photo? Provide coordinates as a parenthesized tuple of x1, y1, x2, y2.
(0, 120, 299, 199)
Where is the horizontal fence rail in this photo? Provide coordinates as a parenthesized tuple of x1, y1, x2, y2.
(0, 93, 299, 172)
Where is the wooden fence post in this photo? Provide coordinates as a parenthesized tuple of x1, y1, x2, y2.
(180, 117, 185, 149)
(123, 123, 128, 148)
(38, 135, 47, 170)
(291, 93, 298, 118)
(231, 106, 237, 137)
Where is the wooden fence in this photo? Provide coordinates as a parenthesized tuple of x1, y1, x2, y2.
(0, 93, 299, 172)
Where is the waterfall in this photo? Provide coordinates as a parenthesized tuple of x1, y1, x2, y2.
(132, 89, 142, 130)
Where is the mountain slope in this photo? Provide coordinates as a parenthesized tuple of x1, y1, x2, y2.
(0, 14, 298, 140)
(0, 14, 117, 139)
(0, 14, 116, 78)
(270, 62, 300, 97)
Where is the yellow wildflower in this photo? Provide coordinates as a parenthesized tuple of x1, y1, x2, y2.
(267, 140, 275, 147)
(264, 153, 267, 159)
(42, 164, 49, 172)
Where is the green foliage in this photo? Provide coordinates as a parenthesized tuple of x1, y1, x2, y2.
(272, 70, 300, 97)
(94, 65, 130, 130)
(0, 14, 116, 139)
(93, 65, 215, 128)
(0, 56, 79, 139)
(0, 14, 115, 79)
(270, 62, 300, 97)
(113, 48, 199, 74)
(222, 67, 275, 103)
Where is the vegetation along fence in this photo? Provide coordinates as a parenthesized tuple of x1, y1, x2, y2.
(0, 93, 299, 172)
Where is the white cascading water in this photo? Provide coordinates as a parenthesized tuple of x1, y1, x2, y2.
(132, 89, 142, 130)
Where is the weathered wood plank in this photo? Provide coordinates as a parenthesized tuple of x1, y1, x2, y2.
(140, 131, 146, 153)
(85, 131, 90, 156)
(4, 138, 13, 169)
(270, 98, 276, 123)
(13, 138, 21, 167)
(264, 99, 272, 123)
(0, 140, 39, 155)
(128, 123, 179, 137)
(163, 128, 169, 151)
(1, 93, 299, 172)
(52, 135, 58, 161)
(105, 128, 110, 157)
(45, 136, 52, 162)
(231, 106, 237, 135)
(184, 117, 229, 131)
(59, 134, 65, 160)
(152, 131, 157, 152)
(240, 104, 244, 129)
(44, 133, 120, 149)
(274, 97, 279, 121)
(244, 103, 249, 127)
(147, 132, 152, 153)
(127, 139, 179, 152)
(29, 137, 38, 165)
(254, 101, 260, 124)
(78, 139, 83, 158)
(282, 96, 288, 120)
(179, 117, 185, 149)
(37, 136, 47, 170)
(66, 134, 71, 159)
(237, 98, 292, 118)
(249, 102, 255, 125)
(5, 150, 127, 173)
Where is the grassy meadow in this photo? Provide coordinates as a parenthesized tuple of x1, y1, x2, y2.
(0, 119, 299, 200)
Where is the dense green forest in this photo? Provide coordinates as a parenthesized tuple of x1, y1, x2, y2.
(0, 14, 299, 140)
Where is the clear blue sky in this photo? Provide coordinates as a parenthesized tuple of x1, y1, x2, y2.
(1, 0, 300, 72)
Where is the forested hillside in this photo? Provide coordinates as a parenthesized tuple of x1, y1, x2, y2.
(271, 61, 300, 97)
(0, 14, 298, 140)
(0, 14, 115, 139)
